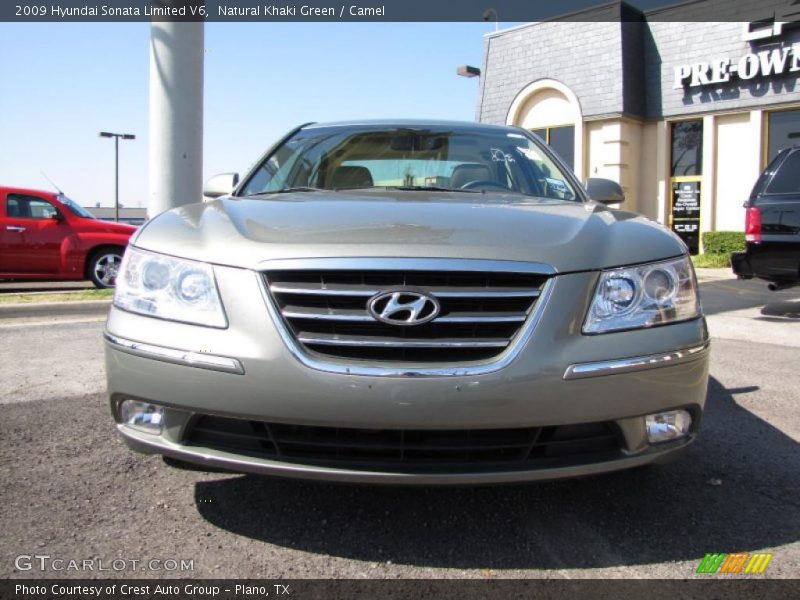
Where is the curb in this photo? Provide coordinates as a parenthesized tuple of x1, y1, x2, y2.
(0, 300, 112, 319)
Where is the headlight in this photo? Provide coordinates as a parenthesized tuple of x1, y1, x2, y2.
(583, 255, 700, 334)
(114, 247, 227, 328)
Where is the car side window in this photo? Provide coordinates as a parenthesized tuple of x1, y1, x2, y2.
(6, 194, 59, 219)
(241, 141, 308, 195)
(765, 151, 800, 195)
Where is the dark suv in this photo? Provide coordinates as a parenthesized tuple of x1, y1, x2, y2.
(732, 147, 800, 290)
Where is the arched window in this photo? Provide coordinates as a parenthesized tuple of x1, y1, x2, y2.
(506, 80, 583, 178)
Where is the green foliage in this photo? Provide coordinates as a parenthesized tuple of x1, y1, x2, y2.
(702, 231, 745, 255)
(691, 253, 732, 269)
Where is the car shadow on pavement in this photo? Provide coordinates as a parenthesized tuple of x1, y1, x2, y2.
(194, 377, 799, 569)
(761, 299, 800, 319)
(699, 278, 799, 317)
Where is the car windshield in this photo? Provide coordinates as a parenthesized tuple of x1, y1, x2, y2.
(58, 195, 96, 218)
(239, 125, 579, 201)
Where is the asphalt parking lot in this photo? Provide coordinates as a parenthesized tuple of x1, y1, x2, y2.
(1, 275, 798, 579)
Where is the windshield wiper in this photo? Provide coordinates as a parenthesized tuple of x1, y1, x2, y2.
(374, 185, 481, 193)
(390, 185, 480, 193)
(275, 186, 328, 193)
(244, 186, 328, 197)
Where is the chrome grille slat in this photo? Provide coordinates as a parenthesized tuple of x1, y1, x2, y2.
(282, 306, 527, 324)
(270, 283, 541, 299)
(296, 333, 510, 349)
(263, 265, 551, 365)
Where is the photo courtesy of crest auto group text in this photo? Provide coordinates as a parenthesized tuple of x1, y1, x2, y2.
(0, 0, 798, 598)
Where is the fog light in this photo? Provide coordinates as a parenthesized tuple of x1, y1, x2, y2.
(119, 399, 163, 434)
(645, 410, 692, 444)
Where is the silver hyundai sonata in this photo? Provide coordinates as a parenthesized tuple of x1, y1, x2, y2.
(105, 120, 709, 484)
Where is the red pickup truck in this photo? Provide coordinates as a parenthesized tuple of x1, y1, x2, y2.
(0, 186, 137, 288)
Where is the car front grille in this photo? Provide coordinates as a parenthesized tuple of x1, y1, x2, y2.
(262, 267, 550, 364)
(185, 415, 623, 472)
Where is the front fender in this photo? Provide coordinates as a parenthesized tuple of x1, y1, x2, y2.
(70, 232, 133, 274)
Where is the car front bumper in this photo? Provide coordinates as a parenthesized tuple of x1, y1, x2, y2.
(106, 265, 710, 484)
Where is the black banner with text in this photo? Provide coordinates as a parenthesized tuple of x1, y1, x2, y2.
(1, 0, 793, 23)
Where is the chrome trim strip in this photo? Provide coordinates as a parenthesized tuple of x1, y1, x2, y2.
(436, 314, 526, 323)
(562, 343, 710, 380)
(437, 289, 540, 299)
(297, 335, 509, 349)
(257, 261, 556, 378)
(259, 256, 557, 275)
(281, 308, 527, 324)
(104, 333, 245, 375)
(282, 309, 374, 322)
(271, 285, 378, 297)
(270, 284, 541, 299)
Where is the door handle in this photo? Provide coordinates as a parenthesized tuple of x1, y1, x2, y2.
(6, 226, 26, 232)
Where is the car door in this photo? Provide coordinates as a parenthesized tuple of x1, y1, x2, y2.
(0, 192, 66, 274)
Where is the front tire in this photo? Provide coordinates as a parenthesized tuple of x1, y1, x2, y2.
(89, 250, 123, 288)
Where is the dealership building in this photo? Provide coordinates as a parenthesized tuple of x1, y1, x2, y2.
(477, 0, 800, 253)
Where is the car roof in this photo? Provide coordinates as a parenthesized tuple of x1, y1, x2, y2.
(0, 185, 59, 199)
(302, 119, 523, 134)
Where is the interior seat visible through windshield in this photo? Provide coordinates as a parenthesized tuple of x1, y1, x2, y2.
(239, 125, 579, 201)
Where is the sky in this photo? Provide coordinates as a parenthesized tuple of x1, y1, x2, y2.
(0, 22, 495, 208)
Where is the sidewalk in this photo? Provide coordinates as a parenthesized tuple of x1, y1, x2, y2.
(697, 269, 800, 348)
(706, 308, 800, 348)
(694, 267, 732, 282)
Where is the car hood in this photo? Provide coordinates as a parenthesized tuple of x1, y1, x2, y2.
(133, 191, 686, 273)
(81, 218, 138, 234)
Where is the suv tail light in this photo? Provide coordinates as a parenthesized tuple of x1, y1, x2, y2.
(745, 206, 762, 242)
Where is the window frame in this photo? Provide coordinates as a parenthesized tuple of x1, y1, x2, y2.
(670, 119, 704, 178)
(5, 193, 62, 220)
(530, 125, 575, 171)
(764, 107, 800, 168)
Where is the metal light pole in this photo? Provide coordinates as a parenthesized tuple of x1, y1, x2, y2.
(99, 131, 135, 222)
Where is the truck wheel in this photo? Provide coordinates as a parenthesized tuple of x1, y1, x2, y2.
(89, 250, 123, 288)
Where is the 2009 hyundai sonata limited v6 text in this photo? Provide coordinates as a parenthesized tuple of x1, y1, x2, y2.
(105, 120, 709, 484)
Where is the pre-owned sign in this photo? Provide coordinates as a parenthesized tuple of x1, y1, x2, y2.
(674, 46, 800, 89)
(674, 11, 800, 89)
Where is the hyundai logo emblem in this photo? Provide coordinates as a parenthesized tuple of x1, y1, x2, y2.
(367, 289, 441, 326)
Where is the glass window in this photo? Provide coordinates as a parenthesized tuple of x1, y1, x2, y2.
(767, 109, 800, 164)
(528, 126, 575, 171)
(240, 126, 579, 201)
(765, 150, 800, 194)
(6, 194, 59, 219)
(6, 196, 22, 217)
(530, 128, 547, 141)
(58, 195, 95, 219)
(240, 142, 310, 194)
(671, 120, 703, 177)
(548, 126, 575, 171)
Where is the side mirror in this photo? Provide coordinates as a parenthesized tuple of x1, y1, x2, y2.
(586, 178, 625, 205)
(49, 211, 64, 222)
(203, 173, 239, 199)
